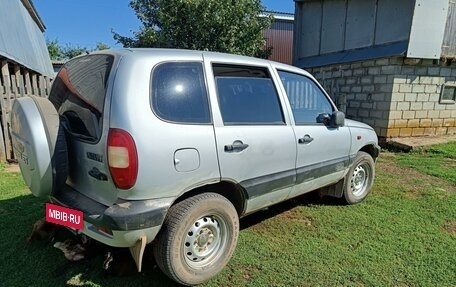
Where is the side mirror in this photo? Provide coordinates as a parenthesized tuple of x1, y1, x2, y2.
(331, 111, 345, 128)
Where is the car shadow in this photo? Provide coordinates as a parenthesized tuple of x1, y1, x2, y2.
(240, 190, 344, 231)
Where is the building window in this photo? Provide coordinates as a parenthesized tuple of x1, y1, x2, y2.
(440, 84, 456, 104)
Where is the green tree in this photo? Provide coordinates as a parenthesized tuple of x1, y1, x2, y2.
(47, 40, 111, 61)
(113, 0, 272, 58)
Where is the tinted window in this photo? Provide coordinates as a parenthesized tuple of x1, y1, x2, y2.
(214, 65, 284, 125)
(49, 54, 114, 142)
(278, 71, 333, 124)
(151, 62, 210, 124)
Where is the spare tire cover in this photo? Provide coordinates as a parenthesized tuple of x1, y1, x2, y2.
(10, 96, 68, 197)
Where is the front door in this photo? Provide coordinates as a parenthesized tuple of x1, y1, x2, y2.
(276, 70, 351, 198)
(204, 60, 297, 214)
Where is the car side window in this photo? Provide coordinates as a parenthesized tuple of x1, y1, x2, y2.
(278, 70, 333, 125)
(213, 64, 284, 125)
(151, 62, 210, 124)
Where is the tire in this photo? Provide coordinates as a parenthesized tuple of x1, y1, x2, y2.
(343, 151, 375, 204)
(10, 96, 68, 197)
(153, 193, 239, 286)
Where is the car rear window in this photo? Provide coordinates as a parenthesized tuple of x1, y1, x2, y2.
(49, 54, 114, 142)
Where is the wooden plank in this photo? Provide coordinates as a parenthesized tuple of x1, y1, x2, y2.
(14, 65, 24, 97)
(0, 118, 6, 162)
(11, 75, 18, 98)
(31, 73, 38, 96)
(24, 70, 32, 96)
(38, 75, 45, 97)
(45, 76, 52, 97)
(1, 60, 12, 160)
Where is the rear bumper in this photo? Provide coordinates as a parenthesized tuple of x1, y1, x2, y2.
(51, 185, 173, 247)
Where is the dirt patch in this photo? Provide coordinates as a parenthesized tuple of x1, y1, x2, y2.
(279, 209, 314, 227)
(4, 164, 20, 173)
(375, 153, 456, 198)
(443, 221, 456, 235)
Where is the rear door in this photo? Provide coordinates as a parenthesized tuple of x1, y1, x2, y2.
(275, 70, 351, 198)
(49, 54, 118, 205)
(204, 58, 297, 214)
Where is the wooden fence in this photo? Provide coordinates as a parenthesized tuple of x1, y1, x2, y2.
(0, 58, 52, 162)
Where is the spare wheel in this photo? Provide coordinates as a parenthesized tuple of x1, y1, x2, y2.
(10, 96, 68, 197)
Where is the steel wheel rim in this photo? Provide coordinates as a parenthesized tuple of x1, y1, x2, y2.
(350, 163, 370, 197)
(184, 214, 228, 268)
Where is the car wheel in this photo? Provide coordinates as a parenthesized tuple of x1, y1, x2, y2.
(11, 96, 68, 197)
(153, 193, 239, 286)
(343, 151, 375, 204)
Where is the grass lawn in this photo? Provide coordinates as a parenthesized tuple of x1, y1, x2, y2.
(0, 143, 455, 287)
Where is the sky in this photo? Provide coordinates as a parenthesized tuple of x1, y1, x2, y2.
(33, 0, 295, 50)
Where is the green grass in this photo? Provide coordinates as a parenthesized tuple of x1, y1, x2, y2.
(395, 141, 456, 184)
(0, 143, 455, 286)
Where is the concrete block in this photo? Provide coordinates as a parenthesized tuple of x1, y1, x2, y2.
(420, 119, 432, 127)
(428, 67, 440, 76)
(341, 86, 350, 93)
(395, 119, 408, 128)
(407, 119, 420, 128)
(351, 86, 362, 93)
(412, 85, 425, 93)
(451, 69, 456, 77)
(361, 103, 373, 109)
(440, 110, 452, 118)
(346, 108, 358, 117)
(386, 128, 400, 137)
(425, 85, 437, 93)
(432, 119, 443, 127)
(359, 110, 369, 117)
(355, 93, 367, 101)
(397, 102, 410, 111)
(391, 92, 405, 101)
(349, 101, 360, 108)
(432, 77, 445, 85)
(399, 84, 412, 93)
(361, 77, 373, 84)
(353, 69, 365, 76)
(368, 67, 380, 75)
(393, 76, 407, 84)
(375, 119, 388, 127)
(428, 110, 440, 118)
(411, 102, 423, 110)
(416, 67, 428, 75)
(371, 93, 385, 101)
(408, 75, 420, 84)
(424, 128, 436, 135)
(403, 111, 415, 119)
(419, 76, 433, 84)
(448, 127, 456, 135)
(412, 128, 425, 136)
(343, 70, 353, 77)
(417, 94, 430, 102)
(375, 58, 389, 65)
(371, 111, 384, 119)
(362, 60, 375, 67)
(415, 110, 428, 119)
(376, 101, 391, 110)
(440, 68, 452, 77)
(346, 78, 357, 85)
(435, 127, 448, 135)
(435, 104, 447, 110)
(378, 84, 393, 93)
(423, 102, 434, 111)
(401, 67, 415, 75)
(381, 66, 397, 75)
(405, 93, 417, 101)
(373, 76, 387, 84)
(362, 85, 375, 92)
(399, 128, 413, 137)
(389, 111, 403, 119)
(444, 118, 455, 127)
(429, 94, 440, 102)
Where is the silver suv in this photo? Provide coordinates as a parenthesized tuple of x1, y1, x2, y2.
(11, 49, 379, 285)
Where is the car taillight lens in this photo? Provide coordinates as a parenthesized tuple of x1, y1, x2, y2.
(107, 128, 138, 189)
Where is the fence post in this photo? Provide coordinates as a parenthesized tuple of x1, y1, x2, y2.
(24, 70, 32, 96)
(1, 60, 12, 160)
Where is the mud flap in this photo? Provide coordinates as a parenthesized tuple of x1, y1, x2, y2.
(129, 235, 146, 272)
(318, 178, 345, 198)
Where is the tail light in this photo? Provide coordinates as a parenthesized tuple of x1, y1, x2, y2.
(107, 128, 138, 189)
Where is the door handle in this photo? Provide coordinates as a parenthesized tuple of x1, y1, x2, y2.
(224, 140, 249, 152)
(298, 134, 314, 144)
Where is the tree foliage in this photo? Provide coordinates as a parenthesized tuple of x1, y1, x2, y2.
(47, 39, 110, 61)
(113, 0, 272, 58)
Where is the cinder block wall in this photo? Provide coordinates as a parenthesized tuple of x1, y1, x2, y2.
(307, 57, 456, 139)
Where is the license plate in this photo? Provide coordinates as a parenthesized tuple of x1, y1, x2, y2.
(46, 203, 84, 230)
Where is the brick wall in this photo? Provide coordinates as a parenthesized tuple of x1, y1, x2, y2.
(307, 57, 456, 139)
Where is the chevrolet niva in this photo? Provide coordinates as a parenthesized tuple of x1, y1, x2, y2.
(11, 49, 379, 285)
